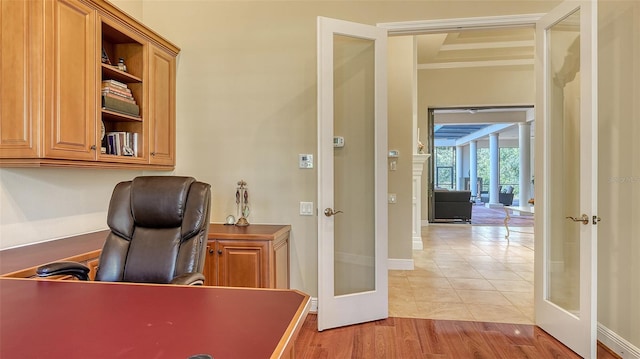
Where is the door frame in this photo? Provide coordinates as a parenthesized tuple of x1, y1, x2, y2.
(378, 13, 544, 229)
(377, 8, 597, 357)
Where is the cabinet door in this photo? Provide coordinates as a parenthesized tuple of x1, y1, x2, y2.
(273, 237, 290, 289)
(147, 45, 175, 166)
(0, 0, 42, 158)
(202, 242, 217, 286)
(43, 0, 97, 160)
(216, 240, 268, 288)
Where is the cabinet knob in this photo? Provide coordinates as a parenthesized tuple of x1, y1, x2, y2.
(151, 152, 156, 156)
(217, 249, 223, 255)
(209, 248, 214, 254)
(90, 145, 96, 150)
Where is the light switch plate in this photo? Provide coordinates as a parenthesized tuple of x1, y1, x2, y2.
(389, 160, 397, 171)
(300, 202, 314, 215)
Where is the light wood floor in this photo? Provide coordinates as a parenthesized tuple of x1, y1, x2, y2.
(294, 223, 623, 358)
(294, 314, 619, 359)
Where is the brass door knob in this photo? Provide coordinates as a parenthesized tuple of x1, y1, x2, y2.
(565, 214, 589, 225)
(324, 208, 344, 217)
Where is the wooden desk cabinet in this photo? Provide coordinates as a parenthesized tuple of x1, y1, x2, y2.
(1, 250, 102, 280)
(0, 224, 291, 289)
(203, 224, 290, 289)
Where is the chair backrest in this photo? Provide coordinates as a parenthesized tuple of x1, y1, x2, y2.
(96, 176, 211, 283)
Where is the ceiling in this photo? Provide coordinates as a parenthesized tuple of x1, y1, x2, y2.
(418, 28, 535, 143)
(433, 124, 490, 140)
(417, 27, 535, 69)
(433, 107, 534, 143)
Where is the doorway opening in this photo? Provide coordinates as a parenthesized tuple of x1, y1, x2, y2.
(379, 16, 539, 324)
(428, 106, 534, 225)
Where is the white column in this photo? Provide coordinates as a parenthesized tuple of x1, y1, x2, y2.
(487, 133, 501, 207)
(456, 145, 464, 190)
(469, 141, 478, 199)
(412, 154, 430, 250)
(519, 123, 532, 206)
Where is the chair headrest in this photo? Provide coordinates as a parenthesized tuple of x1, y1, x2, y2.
(131, 176, 196, 228)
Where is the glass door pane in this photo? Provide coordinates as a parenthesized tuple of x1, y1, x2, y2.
(333, 34, 376, 296)
(546, 9, 581, 314)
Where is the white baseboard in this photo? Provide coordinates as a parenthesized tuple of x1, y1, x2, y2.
(598, 323, 640, 358)
(413, 236, 423, 250)
(388, 258, 414, 270)
(421, 220, 429, 226)
(309, 297, 318, 313)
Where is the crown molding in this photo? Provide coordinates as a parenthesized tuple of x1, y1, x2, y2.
(378, 14, 544, 35)
(418, 59, 534, 70)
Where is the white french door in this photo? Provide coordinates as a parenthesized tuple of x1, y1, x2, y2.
(317, 17, 388, 331)
(535, 1, 598, 358)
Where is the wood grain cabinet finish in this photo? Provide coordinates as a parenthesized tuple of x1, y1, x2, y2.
(148, 46, 176, 166)
(203, 224, 290, 289)
(44, 0, 97, 161)
(0, 0, 179, 170)
(0, 0, 43, 159)
(0, 250, 101, 280)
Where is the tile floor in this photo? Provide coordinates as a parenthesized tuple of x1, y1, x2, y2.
(389, 223, 534, 324)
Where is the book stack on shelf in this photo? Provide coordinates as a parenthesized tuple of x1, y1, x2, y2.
(101, 79, 139, 117)
(105, 131, 138, 157)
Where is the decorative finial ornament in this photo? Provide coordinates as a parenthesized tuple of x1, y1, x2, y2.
(235, 180, 250, 226)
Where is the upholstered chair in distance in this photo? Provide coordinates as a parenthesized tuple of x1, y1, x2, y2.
(37, 176, 211, 285)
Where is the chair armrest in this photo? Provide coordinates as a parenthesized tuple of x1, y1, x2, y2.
(36, 261, 90, 281)
(170, 272, 206, 286)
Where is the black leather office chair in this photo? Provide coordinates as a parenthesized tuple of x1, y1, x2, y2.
(37, 176, 211, 285)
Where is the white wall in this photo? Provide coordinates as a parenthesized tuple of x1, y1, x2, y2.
(0, 168, 146, 248)
(387, 36, 415, 259)
(597, 0, 640, 350)
(0, 0, 564, 296)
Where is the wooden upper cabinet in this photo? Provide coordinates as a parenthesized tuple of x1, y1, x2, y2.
(0, 0, 179, 170)
(0, 0, 41, 158)
(44, 0, 97, 161)
(97, 16, 148, 166)
(148, 46, 176, 166)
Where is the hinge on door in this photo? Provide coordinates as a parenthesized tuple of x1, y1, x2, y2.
(593, 215, 601, 225)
